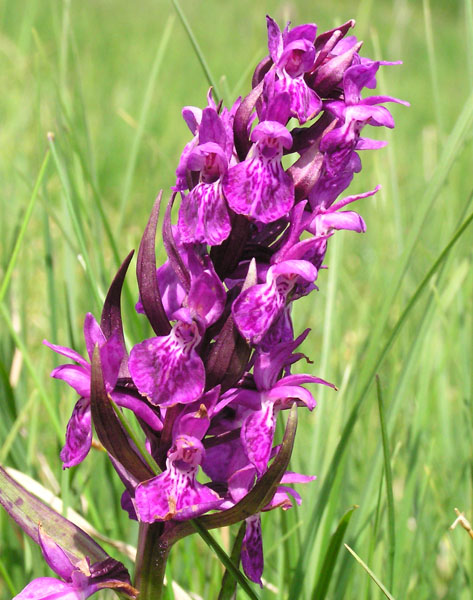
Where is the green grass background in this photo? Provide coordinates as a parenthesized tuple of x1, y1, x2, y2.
(1, 0, 473, 598)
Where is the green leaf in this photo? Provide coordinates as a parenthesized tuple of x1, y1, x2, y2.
(0, 150, 50, 304)
(218, 523, 247, 600)
(0, 464, 107, 563)
(376, 375, 396, 591)
(89, 346, 154, 482)
(345, 543, 396, 600)
(311, 505, 358, 600)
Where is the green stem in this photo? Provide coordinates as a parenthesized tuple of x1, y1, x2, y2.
(134, 522, 169, 600)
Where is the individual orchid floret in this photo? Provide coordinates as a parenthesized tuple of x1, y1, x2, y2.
(44, 314, 161, 468)
(178, 144, 232, 245)
(130, 254, 225, 407)
(308, 185, 381, 235)
(237, 470, 317, 585)
(242, 371, 333, 475)
(178, 106, 235, 245)
(322, 61, 409, 155)
(129, 316, 205, 407)
(307, 150, 362, 215)
(223, 120, 294, 224)
(135, 433, 222, 522)
(240, 471, 316, 585)
(14, 526, 136, 600)
(173, 88, 219, 192)
(239, 335, 335, 476)
(185, 252, 226, 327)
(266, 16, 322, 123)
(221, 448, 317, 585)
(232, 259, 317, 344)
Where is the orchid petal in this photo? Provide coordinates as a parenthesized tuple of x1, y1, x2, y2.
(59, 398, 92, 469)
(13, 578, 85, 600)
(241, 515, 264, 586)
(241, 399, 275, 476)
(50, 365, 90, 398)
(129, 324, 205, 407)
(43, 341, 89, 370)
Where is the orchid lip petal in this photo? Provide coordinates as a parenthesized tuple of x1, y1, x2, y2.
(129, 325, 205, 407)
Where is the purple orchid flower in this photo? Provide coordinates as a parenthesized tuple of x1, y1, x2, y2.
(130, 253, 226, 407)
(28, 14, 407, 597)
(13, 526, 136, 600)
(232, 259, 317, 344)
(308, 186, 381, 235)
(44, 314, 161, 468)
(135, 390, 223, 522)
(238, 332, 335, 476)
(322, 61, 409, 154)
(129, 317, 205, 408)
(216, 446, 316, 585)
(178, 105, 236, 245)
(266, 16, 322, 123)
(135, 433, 222, 522)
(223, 120, 294, 224)
(173, 88, 218, 193)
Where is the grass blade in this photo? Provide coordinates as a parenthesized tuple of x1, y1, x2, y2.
(0, 150, 50, 303)
(218, 523, 246, 600)
(376, 375, 396, 591)
(311, 505, 358, 600)
(345, 544, 396, 600)
(0, 302, 62, 437)
(117, 16, 175, 235)
(48, 135, 103, 308)
(169, 0, 220, 101)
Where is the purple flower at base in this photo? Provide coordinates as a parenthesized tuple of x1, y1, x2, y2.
(13, 527, 135, 600)
(223, 121, 294, 224)
(222, 455, 316, 585)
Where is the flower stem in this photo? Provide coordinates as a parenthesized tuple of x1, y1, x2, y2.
(134, 521, 169, 600)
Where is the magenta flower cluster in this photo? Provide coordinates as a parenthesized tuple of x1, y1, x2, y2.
(5, 15, 406, 598)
